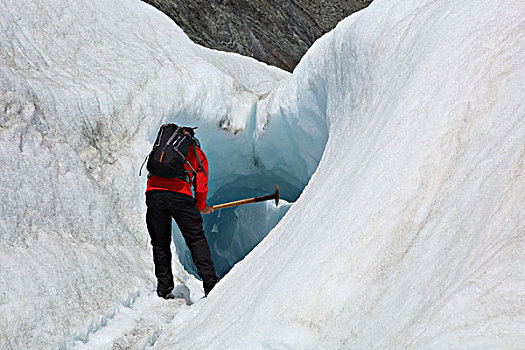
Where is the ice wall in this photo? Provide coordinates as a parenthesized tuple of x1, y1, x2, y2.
(155, 0, 525, 348)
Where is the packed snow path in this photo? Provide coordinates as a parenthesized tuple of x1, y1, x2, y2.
(63, 286, 191, 350)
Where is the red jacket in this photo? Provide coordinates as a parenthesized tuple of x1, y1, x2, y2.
(146, 144, 209, 211)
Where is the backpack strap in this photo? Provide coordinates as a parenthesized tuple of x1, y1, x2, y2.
(192, 141, 207, 178)
(159, 127, 180, 162)
(139, 154, 149, 176)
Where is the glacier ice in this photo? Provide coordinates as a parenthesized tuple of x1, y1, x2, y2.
(1, 0, 524, 348)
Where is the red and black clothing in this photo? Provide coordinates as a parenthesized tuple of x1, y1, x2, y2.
(146, 144, 210, 211)
(145, 144, 217, 297)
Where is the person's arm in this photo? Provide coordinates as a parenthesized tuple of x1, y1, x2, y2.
(192, 146, 213, 213)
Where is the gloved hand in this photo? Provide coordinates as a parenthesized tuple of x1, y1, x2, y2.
(200, 203, 214, 214)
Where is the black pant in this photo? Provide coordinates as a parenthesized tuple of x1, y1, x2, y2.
(146, 190, 217, 294)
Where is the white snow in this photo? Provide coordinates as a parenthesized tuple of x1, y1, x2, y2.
(1, 0, 524, 348)
(67, 291, 186, 350)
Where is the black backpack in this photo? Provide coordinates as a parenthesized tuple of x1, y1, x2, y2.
(140, 124, 206, 182)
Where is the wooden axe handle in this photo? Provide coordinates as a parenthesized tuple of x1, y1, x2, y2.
(211, 185, 279, 210)
(212, 198, 256, 210)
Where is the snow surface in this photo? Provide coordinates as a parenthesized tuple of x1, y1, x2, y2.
(1, 0, 524, 348)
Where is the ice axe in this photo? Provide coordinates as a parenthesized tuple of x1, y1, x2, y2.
(212, 185, 280, 210)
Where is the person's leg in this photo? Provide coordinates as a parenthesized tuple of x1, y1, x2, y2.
(146, 191, 175, 297)
(167, 192, 218, 296)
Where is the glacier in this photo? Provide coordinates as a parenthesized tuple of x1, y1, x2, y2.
(1, 0, 524, 348)
(156, 0, 525, 348)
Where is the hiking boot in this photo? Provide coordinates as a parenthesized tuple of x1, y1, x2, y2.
(157, 285, 174, 299)
(203, 279, 217, 297)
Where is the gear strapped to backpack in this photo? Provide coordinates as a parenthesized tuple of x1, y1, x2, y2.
(139, 124, 206, 183)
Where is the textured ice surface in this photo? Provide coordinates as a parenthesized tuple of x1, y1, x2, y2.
(1, 0, 524, 348)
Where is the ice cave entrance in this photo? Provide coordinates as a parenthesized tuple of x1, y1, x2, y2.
(172, 123, 328, 279)
(173, 170, 298, 278)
